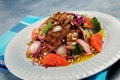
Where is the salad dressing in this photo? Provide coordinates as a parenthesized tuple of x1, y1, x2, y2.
(73, 54, 96, 64)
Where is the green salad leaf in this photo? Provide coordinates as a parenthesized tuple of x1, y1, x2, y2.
(41, 22, 52, 34)
(71, 44, 84, 55)
(91, 17, 101, 34)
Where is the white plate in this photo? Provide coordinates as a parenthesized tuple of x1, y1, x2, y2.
(5, 11, 120, 80)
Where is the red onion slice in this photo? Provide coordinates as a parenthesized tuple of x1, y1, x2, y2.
(71, 15, 85, 26)
(56, 45, 67, 57)
(27, 41, 41, 55)
(76, 39, 92, 55)
(79, 27, 86, 41)
(38, 33, 45, 41)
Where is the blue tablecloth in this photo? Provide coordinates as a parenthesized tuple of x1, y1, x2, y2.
(0, 15, 109, 80)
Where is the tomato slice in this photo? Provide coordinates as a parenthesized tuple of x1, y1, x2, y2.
(84, 17, 92, 29)
(90, 33, 103, 52)
(31, 28, 38, 40)
(42, 53, 69, 66)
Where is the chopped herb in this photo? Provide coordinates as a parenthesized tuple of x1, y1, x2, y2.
(41, 22, 52, 34)
(91, 17, 101, 34)
(71, 44, 84, 55)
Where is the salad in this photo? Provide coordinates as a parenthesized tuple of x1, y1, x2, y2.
(26, 12, 104, 67)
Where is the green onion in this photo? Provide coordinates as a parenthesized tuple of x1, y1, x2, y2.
(41, 22, 52, 34)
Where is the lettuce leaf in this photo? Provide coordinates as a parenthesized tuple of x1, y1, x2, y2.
(91, 17, 101, 34)
(71, 44, 84, 55)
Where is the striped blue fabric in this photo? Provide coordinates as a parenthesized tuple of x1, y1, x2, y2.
(10, 23, 27, 32)
(0, 15, 111, 80)
(0, 31, 17, 55)
(86, 69, 108, 80)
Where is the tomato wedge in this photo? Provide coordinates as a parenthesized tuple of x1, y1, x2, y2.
(90, 33, 103, 52)
(84, 17, 92, 29)
(31, 28, 38, 40)
(42, 53, 69, 66)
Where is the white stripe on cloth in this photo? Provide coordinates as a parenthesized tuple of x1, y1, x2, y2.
(20, 21, 31, 25)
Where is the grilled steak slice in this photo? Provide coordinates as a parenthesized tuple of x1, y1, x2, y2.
(41, 12, 76, 53)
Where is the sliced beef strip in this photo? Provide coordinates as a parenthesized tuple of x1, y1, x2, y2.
(42, 24, 70, 48)
(40, 12, 76, 53)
